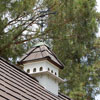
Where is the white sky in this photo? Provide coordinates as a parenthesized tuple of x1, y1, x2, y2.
(97, 0, 100, 37)
(95, 1, 100, 100)
(96, 0, 100, 12)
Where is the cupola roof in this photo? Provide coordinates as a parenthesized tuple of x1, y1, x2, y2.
(19, 42, 64, 69)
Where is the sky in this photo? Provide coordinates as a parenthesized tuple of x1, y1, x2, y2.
(95, 1, 100, 100)
(97, 0, 100, 37)
(97, 0, 100, 12)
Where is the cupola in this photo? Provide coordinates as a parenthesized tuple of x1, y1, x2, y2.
(19, 42, 64, 95)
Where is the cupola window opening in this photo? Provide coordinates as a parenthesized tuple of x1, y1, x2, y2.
(55, 72, 57, 75)
(27, 69, 30, 73)
(51, 70, 53, 73)
(40, 67, 43, 71)
(33, 68, 36, 72)
(48, 68, 50, 71)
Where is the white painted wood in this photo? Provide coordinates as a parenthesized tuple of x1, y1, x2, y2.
(35, 74, 59, 95)
(23, 60, 59, 76)
(23, 59, 63, 95)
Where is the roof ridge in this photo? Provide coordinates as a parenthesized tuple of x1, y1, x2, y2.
(39, 46, 44, 58)
(20, 47, 37, 62)
(48, 48, 64, 68)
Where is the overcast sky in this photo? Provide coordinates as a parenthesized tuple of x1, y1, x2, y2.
(96, 0, 100, 37)
(97, 0, 100, 12)
(95, 1, 100, 100)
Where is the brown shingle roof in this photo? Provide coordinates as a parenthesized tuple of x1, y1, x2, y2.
(0, 57, 71, 100)
(19, 45, 64, 69)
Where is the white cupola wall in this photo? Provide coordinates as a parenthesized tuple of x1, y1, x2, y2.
(24, 60, 59, 76)
(19, 42, 64, 95)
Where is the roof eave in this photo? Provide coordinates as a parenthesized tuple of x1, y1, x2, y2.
(30, 71, 64, 83)
(18, 56, 64, 69)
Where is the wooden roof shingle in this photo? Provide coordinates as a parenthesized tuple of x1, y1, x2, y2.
(0, 57, 71, 100)
(19, 44, 64, 69)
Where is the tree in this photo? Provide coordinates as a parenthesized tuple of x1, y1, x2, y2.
(0, 0, 100, 100)
(45, 0, 100, 100)
(0, 0, 53, 62)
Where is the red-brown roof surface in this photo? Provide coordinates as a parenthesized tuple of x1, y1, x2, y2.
(19, 44, 64, 69)
(0, 57, 71, 100)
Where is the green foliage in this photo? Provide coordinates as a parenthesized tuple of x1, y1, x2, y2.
(0, 0, 100, 100)
(0, 0, 36, 62)
(44, 0, 100, 100)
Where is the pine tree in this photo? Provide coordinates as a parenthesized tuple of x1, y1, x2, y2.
(0, 0, 100, 100)
(45, 0, 100, 100)
(0, 0, 51, 62)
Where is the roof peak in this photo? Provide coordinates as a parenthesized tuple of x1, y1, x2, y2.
(19, 41, 64, 69)
(34, 42, 49, 48)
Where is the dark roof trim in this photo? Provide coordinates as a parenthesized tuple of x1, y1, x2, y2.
(19, 56, 64, 69)
(19, 45, 64, 69)
(48, 48, 64, 68)
(47, 56, 64, 69)
(20, 47, 37, 61)
(0, 57, 38, 82)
